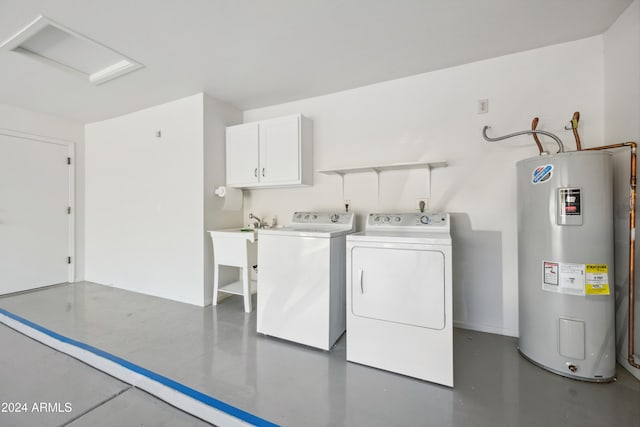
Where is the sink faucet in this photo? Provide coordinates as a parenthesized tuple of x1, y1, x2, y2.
(249, 213, 265, 229)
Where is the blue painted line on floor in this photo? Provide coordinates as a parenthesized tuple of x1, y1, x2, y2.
(0, 307, 279, 427)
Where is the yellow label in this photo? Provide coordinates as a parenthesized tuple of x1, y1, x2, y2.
(586, 264, 607, 273)
(586, 284, 610, 295)
(585, 264, 610, 295)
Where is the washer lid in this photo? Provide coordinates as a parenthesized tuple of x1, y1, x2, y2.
(347, 230, 451, 245)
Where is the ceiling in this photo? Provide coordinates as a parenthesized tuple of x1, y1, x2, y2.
(0, 0, 633, 123)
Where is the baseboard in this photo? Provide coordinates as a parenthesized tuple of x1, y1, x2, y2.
(454, 320, 519, 338)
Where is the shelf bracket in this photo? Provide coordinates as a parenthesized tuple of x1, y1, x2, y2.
(373, 168, 381, 200)
(427, 165, 432, 202)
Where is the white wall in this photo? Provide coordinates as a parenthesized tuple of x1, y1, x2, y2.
(604, 0, 640, 379)
(0, 104, 84, 142)
(203, 95, 244, 305)
(85, 93, 243, 306)
(85, 94, 207, 305)
(0, 104, 85, 281)
(243, 37, 605, 337)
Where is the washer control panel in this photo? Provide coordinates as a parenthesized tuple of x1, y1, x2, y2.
(292, 211, 354, 225)
(367, 213, 449, 230)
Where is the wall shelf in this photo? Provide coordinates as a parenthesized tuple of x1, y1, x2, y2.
(317, 161, 447, 176)
(317, 161, 447, 201)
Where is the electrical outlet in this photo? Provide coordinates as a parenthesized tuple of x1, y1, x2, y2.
(477, 99, 489, 114)
(417, 198, 428, 212)
(344, 200, 351, 212)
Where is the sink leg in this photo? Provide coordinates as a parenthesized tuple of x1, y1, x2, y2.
(242, 264, 252, 313)
(213, 263, 220, 306)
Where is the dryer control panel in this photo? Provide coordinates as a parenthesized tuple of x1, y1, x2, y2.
(366, 213, 449, 231)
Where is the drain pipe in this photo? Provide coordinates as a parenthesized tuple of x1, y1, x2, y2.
(585, 142, 640, 369)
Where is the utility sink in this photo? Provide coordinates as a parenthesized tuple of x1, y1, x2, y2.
(209, 228, 257, 243)
(208, 228, 258, 312)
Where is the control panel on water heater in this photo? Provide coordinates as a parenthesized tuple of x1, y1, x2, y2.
(367, 213, 449, 229)
(557, 187, 583, 226)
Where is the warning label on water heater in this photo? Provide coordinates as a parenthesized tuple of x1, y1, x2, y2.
(542, 261, 609, 296)
(542, 261, 585, 295)
(543, 262, 559, 286)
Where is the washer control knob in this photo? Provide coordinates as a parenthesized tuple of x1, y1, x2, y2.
(383, 216, 391, 223)
(296, 214, 302, 219)
(304, 214, 310, 220)
(420, 215, 431, 224)
(374, 216, 381, 222)
(394, 216, 401, 222)
(313, 214, 318, 220)
(330, 213, 339, 223)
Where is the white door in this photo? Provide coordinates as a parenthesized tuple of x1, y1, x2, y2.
(259, 116, 300, 185)
(0, 134, 71, 294)
(226, 123, 259, 186)
(350, 246, 445, 330)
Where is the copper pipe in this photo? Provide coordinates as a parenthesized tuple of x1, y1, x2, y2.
(585, 142, 639, 368)
(571, 112, 582, 151)
(531, 117, 544, 155)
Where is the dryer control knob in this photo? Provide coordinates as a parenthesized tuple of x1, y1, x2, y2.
(394, 216, 401, 222)
(383, 216, 391, 223)
(330, 214, 339, 223)
(304, 214, 310, 220)
(420, 215, 431, 224)
(313, 215, 318, 220)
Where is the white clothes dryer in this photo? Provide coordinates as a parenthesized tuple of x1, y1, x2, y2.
(346, 212, 453, 387)
(257, 211, 355, 350)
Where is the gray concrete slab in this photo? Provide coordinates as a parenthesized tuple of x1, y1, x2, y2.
(1, 282, 639, 427)
(0, 325, 214, 427)
(66, 387, 212, 427)
(0, 325, 129, 427)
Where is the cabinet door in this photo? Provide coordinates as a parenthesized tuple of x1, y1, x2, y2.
(226, 123, 259, 186)
(259, 116, 301, 185)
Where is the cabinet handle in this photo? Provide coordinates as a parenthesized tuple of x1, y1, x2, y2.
(262, 168, 265, 177)
(254, 168, 258, 178)
(359, 268, 364, 294)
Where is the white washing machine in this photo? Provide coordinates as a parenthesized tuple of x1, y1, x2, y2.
(257, 211, 355, 350)
(346, 212, 453, 387)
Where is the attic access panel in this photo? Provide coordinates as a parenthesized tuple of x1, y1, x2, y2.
(0, 15, 143, 85)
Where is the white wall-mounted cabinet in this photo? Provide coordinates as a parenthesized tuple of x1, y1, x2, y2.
(225, 114, 312, 188)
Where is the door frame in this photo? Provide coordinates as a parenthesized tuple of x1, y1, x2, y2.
(0, 127, 76, 283)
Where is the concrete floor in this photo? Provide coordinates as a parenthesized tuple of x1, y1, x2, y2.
(1, 282, 639, 427)
(0, 324, 211, 427)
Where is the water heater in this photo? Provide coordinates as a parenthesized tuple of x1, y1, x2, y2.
(517, 151, 615, 381)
